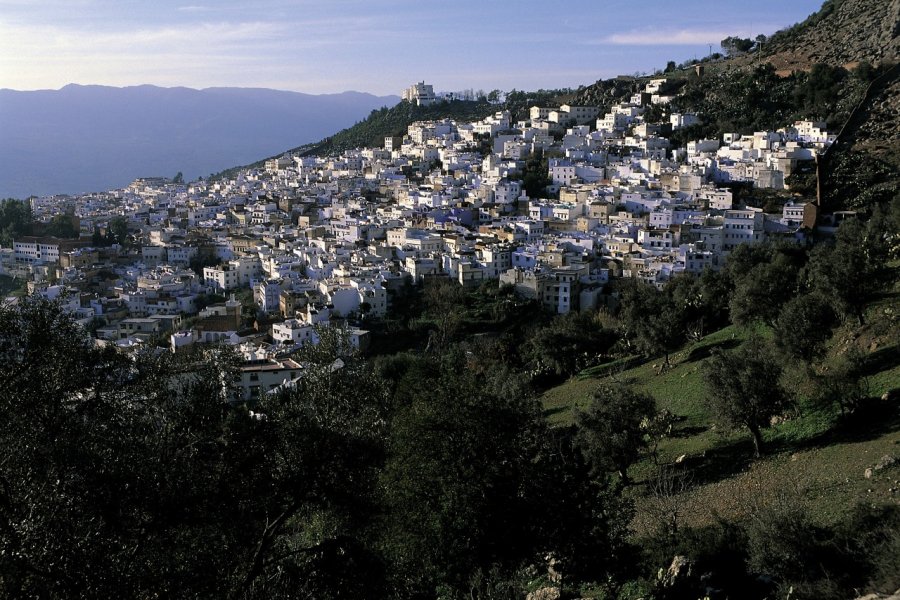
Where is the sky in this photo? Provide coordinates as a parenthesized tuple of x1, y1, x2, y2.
(0, 0, 824, 95)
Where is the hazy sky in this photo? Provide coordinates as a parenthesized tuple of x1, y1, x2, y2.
(1, 0, 823, 95)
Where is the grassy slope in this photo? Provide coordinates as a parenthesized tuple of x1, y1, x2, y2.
(542, 287, 900, 535)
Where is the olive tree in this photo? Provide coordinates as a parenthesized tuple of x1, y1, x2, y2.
(702, 336, 790, 458)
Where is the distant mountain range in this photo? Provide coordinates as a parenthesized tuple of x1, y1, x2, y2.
(0, 85, 400, 199)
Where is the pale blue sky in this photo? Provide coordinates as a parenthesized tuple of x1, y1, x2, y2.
(0, 0, 824, 94)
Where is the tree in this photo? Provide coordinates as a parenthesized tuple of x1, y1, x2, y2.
(519, 149, 554, 199)
(702, 336, 790, 458)
(188, 246, 222, 277)
(421, 278, 465, 351)
(697, 267, 733, 331)
(524, 310, 614, 379)
(810, 348, 869, 417)
(720, 36, 754, 56)
(108, 215, 129, 246)
(793, 63, 846, 123)
(0, 298, 390, 599)
(575, 383, 656, 484)
(379, 351, 547, 595)
(729, 260, 800, 327)
(0, 199, 33, 247)
(646, 465, 693, 543)
(44, 213, 79, 238)
(806, 217, 884, 323)
(619, 281, 685, 371)
(0, 297, 248, 597)
(243, 326, 392, 598)
(773, 292, 836, 362)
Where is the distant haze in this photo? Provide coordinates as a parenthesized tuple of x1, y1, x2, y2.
(0, 85, 399, 199)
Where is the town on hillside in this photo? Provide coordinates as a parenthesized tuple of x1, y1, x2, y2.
(1, 78, 845, 400)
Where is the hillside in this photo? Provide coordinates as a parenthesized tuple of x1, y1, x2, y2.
(540, 275, 900, 592)
(760, 0, 900, 73)
(210, 88, 576, 180)
(567, 0, 900, 213)
(0, 85, 399, 199)
(209, 98, 496, 180)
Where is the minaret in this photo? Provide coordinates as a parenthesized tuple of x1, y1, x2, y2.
(226, 293, 242, 329)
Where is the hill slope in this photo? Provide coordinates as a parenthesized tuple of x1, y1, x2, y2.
(0, 85, 399, 199)
(541, 288, 900, 536)
(569, 0, 900, 212)
(210, 88, 576, 180)
(210, 98, 498, 180)
(760, 0, 900, 72)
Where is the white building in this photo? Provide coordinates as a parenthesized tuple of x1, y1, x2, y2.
(723, 208, 766, 250)
(402, 81, 437, 106)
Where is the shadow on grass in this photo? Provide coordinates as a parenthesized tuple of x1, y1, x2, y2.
(634, 435, 758, 490)
(789, 399, 900, 452)
(671, 425, 709, 438)
(640, 400, 900, 489)
(684, 338, 741, 363)
(861, 344, 900, 377)
(543, 406, 568, 419)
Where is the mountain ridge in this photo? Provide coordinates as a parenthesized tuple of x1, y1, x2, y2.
(0, 86, 399, 199)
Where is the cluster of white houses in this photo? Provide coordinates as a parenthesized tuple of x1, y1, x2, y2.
(1, 79, 834, 399)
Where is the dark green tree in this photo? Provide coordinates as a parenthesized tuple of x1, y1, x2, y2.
(44, 213, 79, 238)
(810, 348, 869, 417)
(806, 217, 885, 323)
(379, 351, 546, 595)
(702, 336, 790, 458)
(0, 298, 390, 599)
(792, 63, 846, 124)
(242, 325, 392, 599)
(0, 297, 254, 598)
(108, 216, 130, 246)
(720, 36, 754, 56)
(575, 383, 656, 484)
(697, 266, 733, 330)
(524, 310, 614, 379)
(0, 199, 33, 247)
(421, 278, 466, 351)
(773, 292, 837, 362)
(619, 280, 685, 370)
(518, 149, 554, 199)
(729, 260, 800, 327)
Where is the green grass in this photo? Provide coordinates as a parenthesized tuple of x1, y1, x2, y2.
(577, 356, 642, 380)
(543, 324, 755, 428)
(540, 309, 900, 535)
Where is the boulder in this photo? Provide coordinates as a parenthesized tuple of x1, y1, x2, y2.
(854, 590, 900, 600)
(526, 587, 561, 600)
(659, 555, 694, 588)
(874, 455, 897, 472)
(547, 554, 562, 584)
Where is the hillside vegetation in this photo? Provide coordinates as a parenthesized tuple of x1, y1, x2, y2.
(4, 202, 898, 600)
